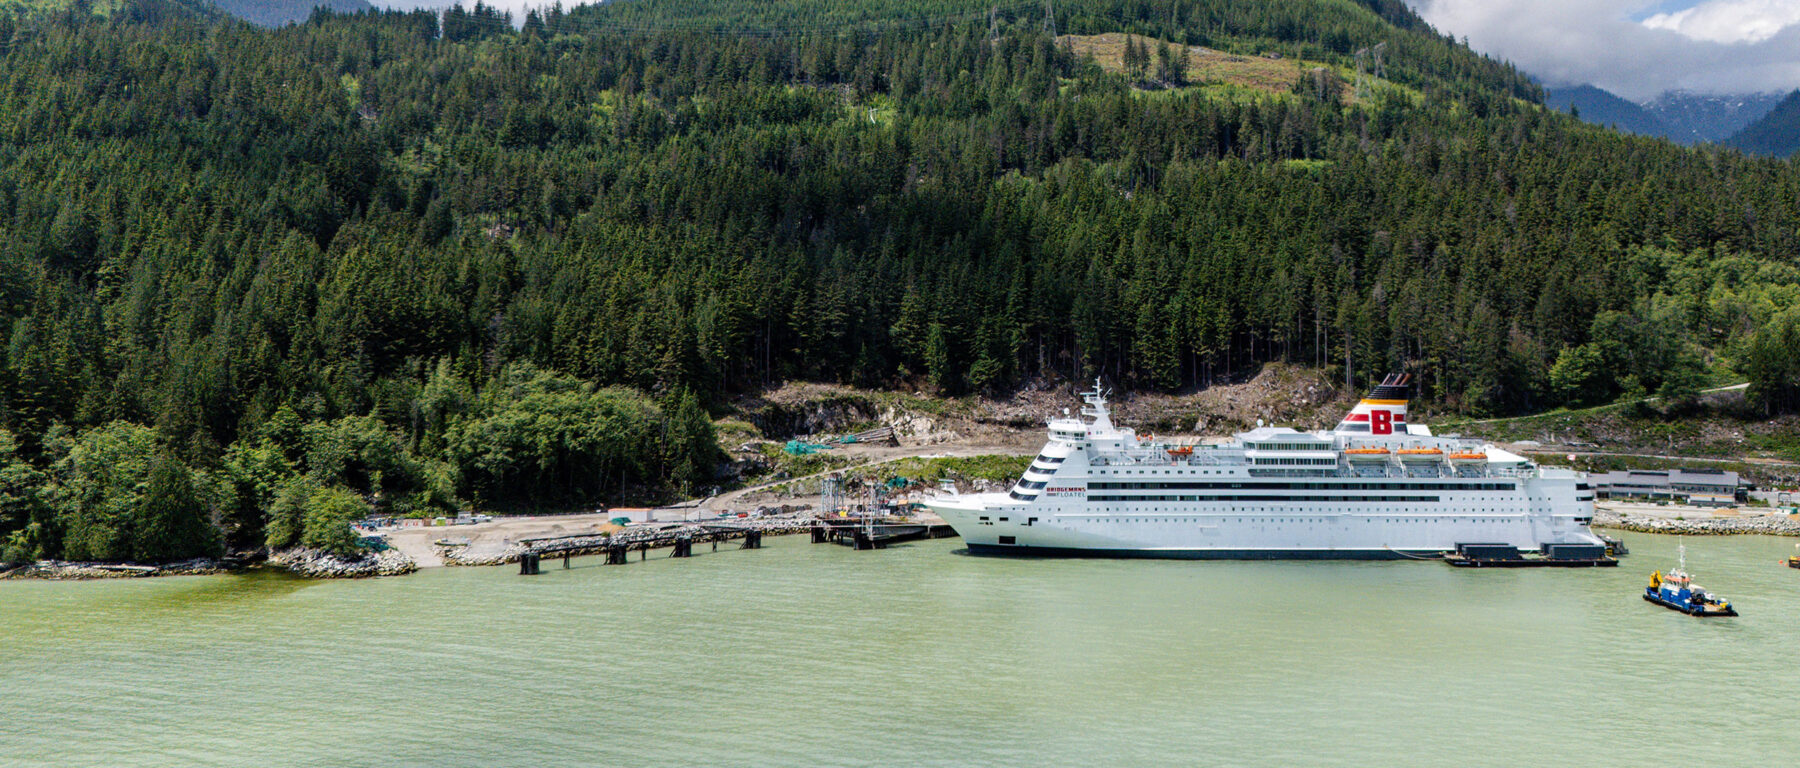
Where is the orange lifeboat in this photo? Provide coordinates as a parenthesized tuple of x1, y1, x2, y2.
(1343, 447, 1390, 462)
(1166, 446, 1194, 457)
(1448, 451, 1488, 461)
(1397, 447, 1444, 462)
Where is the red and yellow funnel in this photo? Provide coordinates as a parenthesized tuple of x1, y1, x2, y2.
(1334, 373, 1410, 435)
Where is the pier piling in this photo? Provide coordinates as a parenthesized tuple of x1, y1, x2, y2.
(513, 518, 820, 573)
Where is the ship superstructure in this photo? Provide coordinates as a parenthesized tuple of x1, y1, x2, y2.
(928, 375, 1601, 558)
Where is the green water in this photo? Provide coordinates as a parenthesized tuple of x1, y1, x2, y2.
(4, 532, 1798, 767)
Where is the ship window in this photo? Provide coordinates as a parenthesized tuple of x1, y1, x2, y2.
(999, 536, 1016, 545)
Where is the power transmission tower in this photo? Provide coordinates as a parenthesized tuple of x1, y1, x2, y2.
(1355, 41, 1389, 102)
(1042, 0, 1056, 37)
(989, 5, 1000, 41)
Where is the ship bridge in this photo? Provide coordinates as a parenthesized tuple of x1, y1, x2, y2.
(1047, 381, 1136, 452)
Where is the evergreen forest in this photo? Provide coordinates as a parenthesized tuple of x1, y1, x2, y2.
(2, 0, 1798, 563)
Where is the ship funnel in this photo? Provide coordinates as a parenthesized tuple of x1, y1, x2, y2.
(1334, 373, 1410, 435)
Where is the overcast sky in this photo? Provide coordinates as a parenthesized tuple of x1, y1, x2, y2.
(1405, 0, 1800, 99)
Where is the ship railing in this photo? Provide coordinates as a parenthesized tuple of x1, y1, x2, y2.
(1092, 455, 1243, 467)
(1247, 469, 1342, 478)
(1341, 466, 1521, 479)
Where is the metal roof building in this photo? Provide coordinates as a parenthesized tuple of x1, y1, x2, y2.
(1589, 468, 1745, 506)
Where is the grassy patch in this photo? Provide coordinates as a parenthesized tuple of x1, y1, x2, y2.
(846, 454, 1031, 486)
(1054, 32, 1427, 107)
(1282, 159, 1334, 175)
(713, 418, 764, 446)
(752, 443, 855, 479)
(1061, 33, 1323, 97)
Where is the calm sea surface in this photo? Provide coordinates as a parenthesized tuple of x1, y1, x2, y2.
(3, 532, 1797, 767)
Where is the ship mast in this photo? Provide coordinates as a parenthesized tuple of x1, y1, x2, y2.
(1080, 378, 1115, 432)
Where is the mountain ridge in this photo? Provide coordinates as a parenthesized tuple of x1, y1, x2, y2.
(1723, 90, 1800, 157)
(1644, 90, 1784, 144)
(1547, 83, 1787, 145)
(1545, 85, 1669, 137)
(212, 0, 374, 26)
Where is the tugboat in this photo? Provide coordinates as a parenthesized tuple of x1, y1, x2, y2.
(1645, 545, 1737, 617)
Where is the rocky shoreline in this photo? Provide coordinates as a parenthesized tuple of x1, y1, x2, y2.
(2, 547, 420, 581)
(268, 547, 418, 578)
(0, 557, 231, 580)
(1593, 509, 1800, 537)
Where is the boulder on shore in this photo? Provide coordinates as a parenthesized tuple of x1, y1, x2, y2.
(270, 547, 417, 578)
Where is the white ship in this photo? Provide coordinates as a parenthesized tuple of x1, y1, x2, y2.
(928, 375, 1601, 558)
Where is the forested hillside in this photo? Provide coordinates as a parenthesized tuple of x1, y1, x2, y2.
(2, 0, 1799, 563)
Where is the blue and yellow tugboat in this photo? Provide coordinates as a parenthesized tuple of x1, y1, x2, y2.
(1645, 545, 1736, 617)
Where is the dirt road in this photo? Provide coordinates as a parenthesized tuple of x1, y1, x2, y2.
(381, 512, 624, 568)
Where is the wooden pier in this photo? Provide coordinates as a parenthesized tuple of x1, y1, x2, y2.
(515, 524, 779, 574)
(515, 516, 958, 574)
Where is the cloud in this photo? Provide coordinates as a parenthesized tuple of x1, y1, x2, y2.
(1643, 0, 1800, 43)
(1407, 0, 1800, 99)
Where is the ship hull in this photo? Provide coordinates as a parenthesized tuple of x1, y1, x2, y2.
(965, 543, 1435, 559)
(930, 495, 1602, 559)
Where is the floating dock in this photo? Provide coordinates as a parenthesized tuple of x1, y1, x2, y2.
(1444, 542, 1618, 568)
(811, 519, 958, 550)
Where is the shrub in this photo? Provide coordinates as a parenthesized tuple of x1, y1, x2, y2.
(299, 486, 368, 558)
